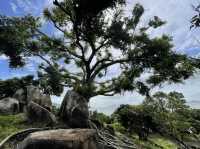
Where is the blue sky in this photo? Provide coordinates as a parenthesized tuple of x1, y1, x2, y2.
(1, 0, 200, 114)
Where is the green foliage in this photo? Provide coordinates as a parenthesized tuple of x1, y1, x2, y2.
(112, 104, 154, 140)
(190, 109, 200, 133)
(90, 111, 111, 124)
(110, 92, 200, 143)
(148, 16, 166, 28)
(0, 114, 27, 141)
(0, 15, 41, 67)
(0, 75, 37, 99)
(133, 134, 179, 149)
(111, 122, 126, 133)
(142, 92, 193, 139)
(0, 0, 198, 98)
(38, 66, 64, 96)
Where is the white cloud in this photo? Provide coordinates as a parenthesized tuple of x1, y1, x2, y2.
(0, 55, 8, 60)
(16, 0, 35, 13)
(90, 92, 144, 115)
(10, 2, 17, 13)
(14, 0, 53, 16)
(128, 0, 200, 51)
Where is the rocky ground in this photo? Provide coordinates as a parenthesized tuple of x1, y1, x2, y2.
(0, 86, 200, 149)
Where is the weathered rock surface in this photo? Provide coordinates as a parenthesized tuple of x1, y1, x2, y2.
(26, 101, 56, 125)
(13, 88, 26, 112)
(0, 97, 19, 114)
(59, 90, 89, 128)
(12, 86, 52, 112)
(27, 85, 52, 111)
(16, 129, 101, 149)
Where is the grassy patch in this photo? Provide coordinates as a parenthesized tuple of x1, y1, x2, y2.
(148, 134, 178, 149)
(0, 114, 28, 141)
(132, 134, 178, 149)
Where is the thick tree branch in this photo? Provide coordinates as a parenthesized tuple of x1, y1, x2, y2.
(96, 39, 109, 51)
(88, 40, 97, 64)
(91, 58, 112, 73)
(49, 17, 67, 35)
(91, 58, 129, 80)
(88, 39, 109, 66)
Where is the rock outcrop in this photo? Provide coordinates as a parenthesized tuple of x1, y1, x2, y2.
(59, 90, 89, 128)
(16, 129, 101, 149)
(0, 97, 19, 114)
(13, 88, 26, 112)
(12, 86, 53, 113)
(27, 85, 52, 111)
(26, 101, 56, 125)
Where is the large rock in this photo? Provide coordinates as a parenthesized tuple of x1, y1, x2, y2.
(27, 85, 52, 111)
(59, 90, 89, 128)
(16, 129, 101, 149)
(26, 101, 56, 125)
(0, 97, 19, 114)
(13, 88, 26, 112)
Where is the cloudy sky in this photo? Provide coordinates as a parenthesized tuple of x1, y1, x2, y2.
(0, 0, 200, 115)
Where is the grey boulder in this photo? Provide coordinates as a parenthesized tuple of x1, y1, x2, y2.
(27, 85, 52, 111)
(0, 97, 19, 114)
(26, 101, 56, 125)
(59, 90, 89, 128)
(13, 88, 26, 112)
(16, 129, 101, 149)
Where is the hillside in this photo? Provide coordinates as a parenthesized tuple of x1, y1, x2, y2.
(0, 114, 199, 149)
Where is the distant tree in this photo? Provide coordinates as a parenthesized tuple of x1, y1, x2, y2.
(113, 104, 154, 140)
(90, 111, 111, 125)
(143, 92, 192, 139)
(0, 0, 198, 122)
(0, 75, 37, 99)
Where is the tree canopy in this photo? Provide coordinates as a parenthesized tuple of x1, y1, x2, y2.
(112, 92, 200, 142)
(0, 0, 198, 99)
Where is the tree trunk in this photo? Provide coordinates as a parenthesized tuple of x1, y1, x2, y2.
(58, 90, 89, 128)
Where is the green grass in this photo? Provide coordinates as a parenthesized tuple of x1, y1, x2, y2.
(0, 115, 199, 149)
(132, 134, 179, 149)
(0, 114, 28, 141)
(148, 134, 178, 149)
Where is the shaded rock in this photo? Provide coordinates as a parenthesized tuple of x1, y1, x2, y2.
(13, 88, 27, 112)
(27, 85, 52, 111)
(0, 97, 19, 114)
(59, 90, 89, 128)
(26, 101, 56, 125)
(16, 129, 101, 149)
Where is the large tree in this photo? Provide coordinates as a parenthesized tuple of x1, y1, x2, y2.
(0, 0, 198, 106)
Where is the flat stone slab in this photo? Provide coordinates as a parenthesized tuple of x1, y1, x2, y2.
(17, 129, 100, 149)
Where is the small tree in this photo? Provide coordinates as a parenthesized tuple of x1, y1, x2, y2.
(113, 104, 154, 140)
(0, 0, 198, 123)
(143, 92, 192, 139)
